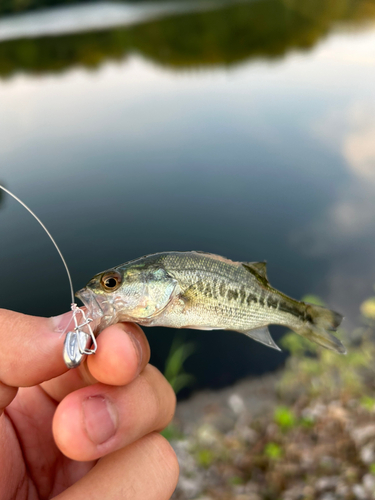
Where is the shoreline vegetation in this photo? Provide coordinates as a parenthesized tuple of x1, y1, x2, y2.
(167, 294, 375, 499)
(0, 0, 375, 77)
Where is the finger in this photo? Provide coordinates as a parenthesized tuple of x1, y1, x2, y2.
(0, 308, 73, 388)
(0, 382, 18, 414)
(87, 322, 150, 386)
(54, 432, 179, 500)
(53, 365, 176, 461)
(41, 322, 150, 402)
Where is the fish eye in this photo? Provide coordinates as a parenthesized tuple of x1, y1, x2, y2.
(101, 271, 122, 291)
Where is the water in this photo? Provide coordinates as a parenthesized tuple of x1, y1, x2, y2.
(0, 1, 220, 41)
(0, 0, 375, 394)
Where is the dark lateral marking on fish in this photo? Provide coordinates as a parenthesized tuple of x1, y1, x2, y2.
(246, 292, 258, 306)
(306, 314, 313, 323)
(305, 310, 313, 323)
(242, 263, 269, 287)
(219, 282, 226, 298)
(212, 278, 218, 300)
(239, 285, 246, 304)
(197, 280, 205, 292)
(279, 300, 303, 319)
(259, 296, 265, 306)
(205, 283, 213, 298)
(227, 289, 239, 301)
(267, 296, 278, 309)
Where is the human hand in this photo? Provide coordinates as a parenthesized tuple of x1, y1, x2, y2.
(0, 309, 178, 499)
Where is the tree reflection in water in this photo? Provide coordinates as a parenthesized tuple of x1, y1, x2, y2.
(0, 0, 374, 78)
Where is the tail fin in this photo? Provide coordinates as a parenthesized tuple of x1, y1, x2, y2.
(294, 303, 346, 354)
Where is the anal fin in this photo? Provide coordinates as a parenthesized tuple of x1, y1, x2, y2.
(242, 326, 281, 351)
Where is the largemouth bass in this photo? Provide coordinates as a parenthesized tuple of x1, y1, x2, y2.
(76, 251, 345, 354)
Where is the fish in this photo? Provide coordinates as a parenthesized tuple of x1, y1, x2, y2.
(76, 251, 345, 354)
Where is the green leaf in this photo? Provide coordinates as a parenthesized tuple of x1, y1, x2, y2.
(360, 396, 375, 411)
(197, 449, 215, 468)
(170, 373, 195, 394)
(302, 294, 325, 306)
(264, 442, 283, 460)
(161, 424, 184, 441)
(228, 476, 244, 485)
(361, 298, 375, 320)
(274, 406, 296, 431)
(164, 335, 196, 395)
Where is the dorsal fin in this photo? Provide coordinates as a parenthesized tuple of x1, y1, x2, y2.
(242, 261, 268, 282)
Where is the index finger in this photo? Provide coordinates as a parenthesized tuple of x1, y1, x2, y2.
(0, 308, 72, 387)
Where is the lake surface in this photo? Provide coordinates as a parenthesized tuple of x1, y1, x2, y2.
(1, 0, 375, 394)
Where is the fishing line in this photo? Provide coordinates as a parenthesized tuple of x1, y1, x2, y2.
(0, 184, 75, 304)
(0, 184, 97, 368)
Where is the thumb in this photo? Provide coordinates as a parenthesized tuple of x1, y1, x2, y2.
(0, 308, 72, 388)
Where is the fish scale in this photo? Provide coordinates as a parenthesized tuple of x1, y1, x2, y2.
(158, 254, 282, 331)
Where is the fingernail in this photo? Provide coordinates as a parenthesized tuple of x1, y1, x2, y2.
(50, 311, 75, 334)
(82, 395, 118, 445)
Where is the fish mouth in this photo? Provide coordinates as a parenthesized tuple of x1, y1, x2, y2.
(75, 287, 104, 321)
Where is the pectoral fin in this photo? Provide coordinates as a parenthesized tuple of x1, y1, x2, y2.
(241, 326, 281, 351)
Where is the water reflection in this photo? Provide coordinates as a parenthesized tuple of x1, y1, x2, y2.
(0, 1, 221, 41)
(292, 97, 375, 327)
(0, 0, 374, 78)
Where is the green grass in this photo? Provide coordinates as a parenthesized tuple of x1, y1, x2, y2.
(160, 423, 184, 441)
(274, 406, 297, 431)
(228, 475, 244, 486)
(279, 292, 375, 402)
(264, 442, 283, 460)
(197, 448, 215, 468)
(164, 335, 195, 395)
(360, 396, 375, 411)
